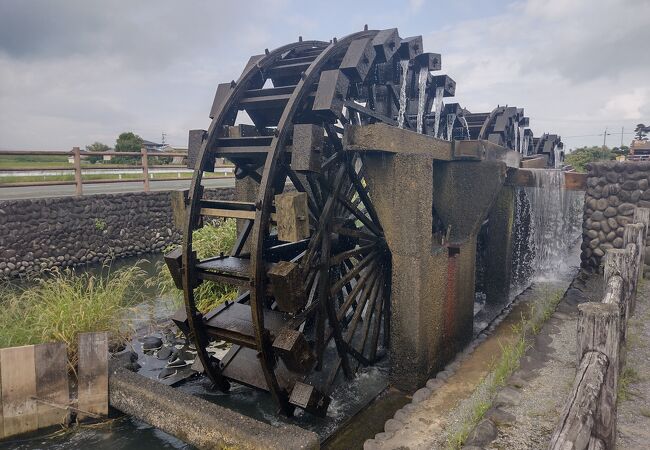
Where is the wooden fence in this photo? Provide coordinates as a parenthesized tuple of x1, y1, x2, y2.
(0, 147, 234, 195)
(549, 207, 650, 449)
(0, 332, 108, 440)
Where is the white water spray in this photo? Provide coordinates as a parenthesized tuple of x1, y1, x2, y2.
(396, 60, 409, 129)
(511, 169, 583, 287)
(433, 86, 444, 138)
(416, 66, 428, 133)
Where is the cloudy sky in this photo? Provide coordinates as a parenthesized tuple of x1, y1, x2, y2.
(0, 0, 648, 151)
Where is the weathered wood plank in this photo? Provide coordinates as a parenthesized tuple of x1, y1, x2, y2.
(77, 332, 108, 419)
(344, 123, 453, 159)
(549, 351, 608, 450)
(577, 302, 620, 447)
(34, 342, 70, 428)
(275, 192, 310, 242)
(0, 345, 38, 437)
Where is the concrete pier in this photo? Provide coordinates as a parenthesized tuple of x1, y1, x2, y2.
(350, 125, 510, 391)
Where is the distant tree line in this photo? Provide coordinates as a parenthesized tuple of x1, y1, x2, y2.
(84, 132, 173, 165)
(564, 146, 628, 173)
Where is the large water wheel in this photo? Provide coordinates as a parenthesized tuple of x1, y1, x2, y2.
(166, 27, 453, 416)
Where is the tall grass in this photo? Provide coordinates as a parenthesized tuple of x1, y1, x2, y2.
(0, 264, 150, 368)
(158, 219, 238, 313)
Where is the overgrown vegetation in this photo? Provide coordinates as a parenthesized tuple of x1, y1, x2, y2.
(447, 289, 564, 449)
(0, 264, 150, 369)
(158, 219, 238, 313)
(564, 146, 614, 173)
(618, 366, 640, 402)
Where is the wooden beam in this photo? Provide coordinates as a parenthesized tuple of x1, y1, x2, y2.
(34, 342, 70, 429)
(0, 345, 38, 438)
(77, 332, 108, 419)
(343, 123, 453, 160)
(564, 172, 587, 191)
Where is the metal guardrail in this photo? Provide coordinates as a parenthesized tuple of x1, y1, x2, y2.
(0, 147, 233, 195)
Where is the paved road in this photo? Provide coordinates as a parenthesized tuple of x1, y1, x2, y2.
(0, 178, 235, 201)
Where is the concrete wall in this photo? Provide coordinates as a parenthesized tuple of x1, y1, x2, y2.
(581, 161, 650, 271)
(0, 188, 234, 280)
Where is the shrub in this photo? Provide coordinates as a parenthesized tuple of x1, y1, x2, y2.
(0, 264, 150, 369)
(564, 146, 614, 173)
(158, 219, 238, 313)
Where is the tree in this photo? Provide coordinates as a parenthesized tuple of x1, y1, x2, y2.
(85, 141, 110, 164)
(635, 123, 649, 141)
(113, 132, 143, 164)
(564, 146, 614, 173)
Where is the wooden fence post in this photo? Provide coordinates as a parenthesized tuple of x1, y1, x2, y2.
(604, 249, 631, 343)
(577, 302, 620, 448)
(72, 146, 83, 196)
(633, 208, 650, 277)
(549, 351, 608, 450)
(141, 146, 150, 192)
(623, 224, 643, 313)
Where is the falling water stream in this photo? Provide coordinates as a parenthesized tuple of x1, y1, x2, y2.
(396, 60, 409, 129)
(432, 86, 444, 138)
(446, 113, 456, 140)
(416, 66, 428, 133)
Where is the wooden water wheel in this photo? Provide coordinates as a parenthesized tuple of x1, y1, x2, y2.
(166, 27, 450, 416)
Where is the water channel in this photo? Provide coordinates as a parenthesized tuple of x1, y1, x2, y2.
(0, 172, 584, 450)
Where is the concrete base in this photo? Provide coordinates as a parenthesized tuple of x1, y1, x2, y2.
(109, 365, 319, 450)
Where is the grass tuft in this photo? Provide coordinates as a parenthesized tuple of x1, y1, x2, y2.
(446, 288, 564, 449)
(618, 366, 640, 403)
(158, 219, 238, 313)
(0, 264, 150, 369)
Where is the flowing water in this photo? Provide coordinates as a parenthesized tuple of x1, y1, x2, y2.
(416, 66, 428, 133)
(396, 60, 409, 129)
(2, 171, 585, 450)
(432, 86, 444, 138)
(446, 113, 456, 140)
(460, 115, 471, 139)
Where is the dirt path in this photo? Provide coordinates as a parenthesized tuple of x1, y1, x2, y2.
(616, 279, 650, 448)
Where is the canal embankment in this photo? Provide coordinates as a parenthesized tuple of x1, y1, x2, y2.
(0, 188, 233, 280)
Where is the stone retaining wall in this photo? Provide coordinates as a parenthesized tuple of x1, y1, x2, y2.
(0, 188, 234, 280)
(581, 161, 650, 271)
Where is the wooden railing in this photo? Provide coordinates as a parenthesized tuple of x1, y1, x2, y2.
(0, 147, 234, 195)
(549, 207, 650, 449)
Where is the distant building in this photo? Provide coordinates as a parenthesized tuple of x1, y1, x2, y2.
(629, 139, 650, 160)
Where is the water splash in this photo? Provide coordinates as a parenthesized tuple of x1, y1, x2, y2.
(416, 66, 428, 133)
(446, 113, 456, 140)
(522, 133, 530, 156)
(512, 169, 583, 288)
(396, 60, 409, 129)
(433, 86, 444, 138)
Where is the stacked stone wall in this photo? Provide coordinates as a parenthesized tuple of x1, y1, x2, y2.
(0, 188, 234, 280)
(581, 161, 650, 271)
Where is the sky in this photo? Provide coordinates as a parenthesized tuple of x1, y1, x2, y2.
(0, 0, 648, 151)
